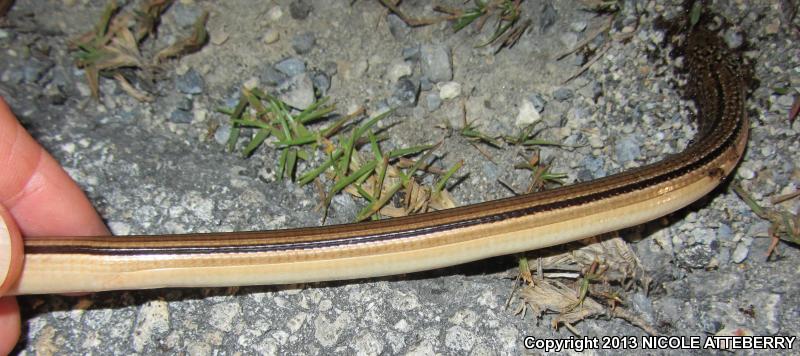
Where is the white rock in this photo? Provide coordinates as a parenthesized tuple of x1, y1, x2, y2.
(438, 81, 462, 100)
(387, 60, 413, 83)
(515, 98, 540, 127)
(262, 28, 280, 44)
(732, 243, 749, 263)
(267, 6, 283, 21)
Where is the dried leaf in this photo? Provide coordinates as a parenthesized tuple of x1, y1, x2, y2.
(156, 11, 209, 61)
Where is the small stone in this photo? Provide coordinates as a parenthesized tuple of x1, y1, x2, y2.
(615, 135, 641, 163)
(553, 87, 573, 101)
(169, 109, 193, 124)
(589, 135, 604, 149)
(737, 166, 755, 180)
(420, 44, 452, 83)
(262, 28, 280, 44)
(171, 2, 203, 28)
(560, 32, 579, 48)
(582, 156, 606, 179)
(291, 32, 316, 54)
(76, 81, 92, 97)
(214, 123, 232, 145)
(732, 243, 749, 263)
(175, 69, 204, 94)
(277, 74, 315, 110)
(289, 0, 312, 20)
(23, 58, 54, 83)
(419, 76, 433, 91)
(515, 98, 540, 127)
(765, 18, 781, 35)
(274, 57, 306, 76)
(717, 223, 733, 241)
(267, 6, 283, 21)
(425, 92, 441, 111)
(388, 78, 419, 108)
(387, 61, 413, 83)
(539, 2, 557, 32)
(261, 66, 288, 86)
(723, 29, 743, 49)
(438, 81, 461, 100)
(387, 14, 411, 39)
(776, 94, 795, 108)
(570, 21, 587, 32)
(242, 77, 259, 90)
(210, 31, 229, 45)
(528, 93, 546, 112)
(209, 302, 241, 333)
(402, 46, 420, 61)
(322, 61, 338, 76)
(311, 70, 331, 94)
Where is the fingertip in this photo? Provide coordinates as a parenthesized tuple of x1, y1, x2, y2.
(0, 296, 20, 355)
(0, 204, 23, 297)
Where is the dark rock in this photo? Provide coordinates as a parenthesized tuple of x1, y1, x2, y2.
(176, 69, 204, 94)
(292, 32, 316, 54)
(169, 109, 193, 123)
(275, 57, 307, 76)
(289, 0, 313, 20)
(388, 78, 419, 108)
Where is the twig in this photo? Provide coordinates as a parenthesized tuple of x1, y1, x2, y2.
(377, 0, 444, 27)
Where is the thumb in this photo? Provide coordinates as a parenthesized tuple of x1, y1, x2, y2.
(0, 204, 22, 356)
(0, 203, 23, 296)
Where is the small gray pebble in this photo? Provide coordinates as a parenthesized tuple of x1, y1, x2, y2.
(171, 2, 203, 28)
(387, 14, 411, 39)
(676, 244, 715, 269)
(570, 21, 587, 32)
(177, 96, 193, 111)
(322, 61, 338, 76)
(311, 71, 331, 95)
(527, 93, 547, 112)
(289, 0, 312, 20)
(420, 44, 452, 83)
(723, 29, 743, 49)
(23, 58, 53, 84)
(169, 109, 193, 123)
(176, 69, 204, 94)
(261, 66, 288, 86)
(539, 2, 557, 32)
(388, 78, 419, 108)
(215, 123, 232, 145)
(582, 156, 606, 179)
(420, 76, 433, 91)
(274, 57, 306, 76)
(718, 247, 731, 265)
(425, 91, 441, 111)
(45, 85, 67, 105)
(552, 87, 573, 101)
(402, 46, 420, 61)
(732, 243, 749, 263)
(615, 135, 641, 163)
(717, 223, 732, 241)
(292, 32, 316, 54)
(277, 74, 315, 110)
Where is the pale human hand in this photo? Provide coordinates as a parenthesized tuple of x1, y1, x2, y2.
(0, 98, 109, 354)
